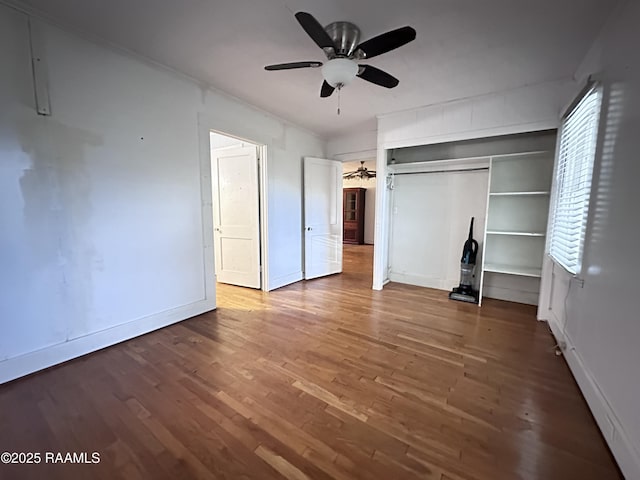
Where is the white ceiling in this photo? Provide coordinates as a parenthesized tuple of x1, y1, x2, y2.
(14, 0, 616, 138)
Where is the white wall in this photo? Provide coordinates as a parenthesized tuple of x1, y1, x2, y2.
(197, 97, 325, 291)
(327, 130, 377, 163)
(0, 4, 324, 383)
(378, 79, 575, 150)
(387, 160, 489, 292)
(342, 160, 376, 245)
(540, 1, 640, 477)
(373, 79, 575, 289)
(203, 104, 324, 292)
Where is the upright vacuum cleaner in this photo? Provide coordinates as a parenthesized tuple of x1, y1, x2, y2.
(449, 217, 479, 304)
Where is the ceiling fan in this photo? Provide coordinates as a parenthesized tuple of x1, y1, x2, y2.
(344, 161, 376, 180)
(265, 12, 416, 98)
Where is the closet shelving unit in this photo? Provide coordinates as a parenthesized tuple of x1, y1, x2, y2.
(479, 151, 554, 306)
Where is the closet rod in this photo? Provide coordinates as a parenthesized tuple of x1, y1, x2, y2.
(389, 167, 489, 176)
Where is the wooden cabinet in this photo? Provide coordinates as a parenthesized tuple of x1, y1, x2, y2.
(343, 188, 365, 244)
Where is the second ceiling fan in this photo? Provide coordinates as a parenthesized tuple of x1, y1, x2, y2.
(265, 12, 416, 98)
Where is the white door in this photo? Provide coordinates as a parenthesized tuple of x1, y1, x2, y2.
(211, 146, 261, 289)
(303, 157, 343, 279)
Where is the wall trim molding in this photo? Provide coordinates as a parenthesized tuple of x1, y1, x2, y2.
(0, 299, 216, 384)
(380, 120, 560, 152)
(548, 315, 640, 480)
(388, 273, 450, 291)
(333, 150, 378, 163)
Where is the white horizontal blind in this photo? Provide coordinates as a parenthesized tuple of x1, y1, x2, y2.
(549, 85, 601, 274)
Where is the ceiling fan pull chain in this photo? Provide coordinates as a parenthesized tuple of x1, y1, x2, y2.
(337, 86, 341, 115)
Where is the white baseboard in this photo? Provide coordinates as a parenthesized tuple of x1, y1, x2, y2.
(537, 306, 551, 322)
(0, 299, 216, 384)
(268, 271, 302, 291)
(373, 277, 390, 290)
(388, 272, 451, 291)
(548, 315, 640, 479)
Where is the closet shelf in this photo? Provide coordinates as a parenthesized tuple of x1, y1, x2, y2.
(486, 230, 546, 237)
(483, 263, 542, 278)
(489, 191, 550, 196)
(480, 148, 554, 306)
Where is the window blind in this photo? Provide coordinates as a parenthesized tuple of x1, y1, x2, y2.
(548, 85, 601, 274)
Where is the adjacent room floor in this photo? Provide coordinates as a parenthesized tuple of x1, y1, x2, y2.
(0, 245, 621, 480)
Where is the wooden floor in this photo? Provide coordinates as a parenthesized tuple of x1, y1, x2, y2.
(0, 245, 621, 480)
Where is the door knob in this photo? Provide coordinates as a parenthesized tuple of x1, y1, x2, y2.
(306, 227, 312, 231)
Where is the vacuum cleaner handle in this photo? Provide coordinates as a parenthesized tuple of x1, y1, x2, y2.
(470, 238, 478, 263)
(462, 238, 478, 264)
(461, 217, 479, 264)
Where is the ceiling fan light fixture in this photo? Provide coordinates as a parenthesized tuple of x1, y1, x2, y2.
(322, 58, 358, 88)
(343, 161, 376, 180)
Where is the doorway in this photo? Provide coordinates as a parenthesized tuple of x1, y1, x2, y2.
(210, 131, 265, 292)
(341, 159, 376, 281)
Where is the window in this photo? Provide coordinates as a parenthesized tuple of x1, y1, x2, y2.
(548, 84, 602, 274)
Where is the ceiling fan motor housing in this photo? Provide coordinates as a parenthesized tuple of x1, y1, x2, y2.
(324, 21, 361, 57)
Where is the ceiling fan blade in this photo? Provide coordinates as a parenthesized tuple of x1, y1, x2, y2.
(355, 26, 416, 59)
(265, 61, 322, 71)
(320, 81, 335, 98)
(295, 12, 335, 49)
(357, 65, 399, 88)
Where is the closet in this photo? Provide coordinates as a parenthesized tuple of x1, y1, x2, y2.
(387, 131, 556, 306)
(388, 159, 489, 291)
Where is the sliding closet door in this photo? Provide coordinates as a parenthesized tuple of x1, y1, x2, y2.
(388, 169, 489, 290)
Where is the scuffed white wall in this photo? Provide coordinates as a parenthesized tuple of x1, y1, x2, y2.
(542, 1, 640, 477)
(0, 9, 210, 371)
(0, 4, 324, 382)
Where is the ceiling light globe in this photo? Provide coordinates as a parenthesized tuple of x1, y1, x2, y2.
(322, 58, 358, 88)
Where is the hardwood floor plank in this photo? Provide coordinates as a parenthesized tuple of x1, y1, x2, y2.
(297, 380, 368, 420)
(254, 445, 310, 480)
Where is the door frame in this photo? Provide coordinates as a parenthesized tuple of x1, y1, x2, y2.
(209, 128, 269, 292)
